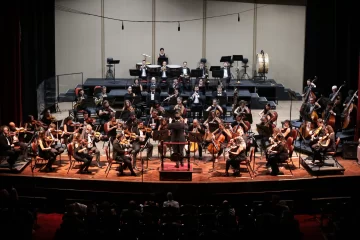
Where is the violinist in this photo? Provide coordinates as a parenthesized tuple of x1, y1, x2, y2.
(148, 110, 161, 130)
(206, 99, 223, 118)
(41, 109, 56, 126)
(45, 123, 65, 156)
(37, 131, 57, 172)
(174, 97, 186, 117)
(280, 120, 291, 140)
(124, 86, 136, 102)
(113, 133, 137, 176)
(105, 113, 119, 141)
(98, 100, 114, 125)
(225, 136, 247, 177)
(150, 101, 165, 117)
(131, 121, 153, 170)
(188, 119, 205, 160)
(0, 125, 21, 170)
(212, 85, 227, 118)
(309, 118, 325, 146)
(9, 122, 28, 149)
(266, 134, 288, 176)
(75, 89, 91, 116)
(167, 110, 188, 168)
(121, 99, 135, 121)
(24, 115, 39, 141)
(311, 125, 335, 163)
(63, 117, 81, 143)
(79, 112, 95, 128)
(80, 124, 101, 168)
(72, 134, 92, 174)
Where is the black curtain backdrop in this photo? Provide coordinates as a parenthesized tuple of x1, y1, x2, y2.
(304, 0, 359, 97)
(0, 0, 55, 125)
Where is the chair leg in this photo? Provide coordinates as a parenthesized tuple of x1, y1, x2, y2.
(246, 163, 253, 179)
(106, 162, 112, 178)
(67, 160, 73, 174)
(286, 162, 293, 175)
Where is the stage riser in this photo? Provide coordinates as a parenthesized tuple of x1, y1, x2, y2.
(159, 171, 192, 181)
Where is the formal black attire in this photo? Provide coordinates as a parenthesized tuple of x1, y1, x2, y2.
(0, 133, 20, 169)
(38, 139, 57, 170)
(167, 120, 188, 165)
(63, 123, 75, 144)
(73, 143, 92, 172)
(24, 121, 36, 143)
(98, 106, 113, 125)
(190, 91, 204, 118)
(188, 124, 205, 158)
(160, 67, 170, 89)
(147, 117, 161, 131)
(146, 91, 160, 107)
(226, 146, 247, 173)
(131, 127, 153, 167)
(139, 65, 148, 80)
(180, 67, 191, 90)
(196, 67, 209, 81)
(221, 67, 232, 88)
(81, 130, 101, 167)
(113, 138, 136, 175)
(311, 132, 335, 162)
(44, 129, 65, 156)
(266, 141, 288, 175)
(212, 91, 227, 118)
(75, 94, 91, 116)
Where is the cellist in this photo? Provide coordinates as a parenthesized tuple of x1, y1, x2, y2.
(187, 119, 205, 160)
(209, 123, 232, 163)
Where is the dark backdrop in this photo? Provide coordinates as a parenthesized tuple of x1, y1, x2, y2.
(0, 0, 55, 125)
(303, 0, 359, 98)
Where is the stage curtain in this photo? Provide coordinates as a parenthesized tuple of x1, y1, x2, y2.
(0, 2, 22, 126)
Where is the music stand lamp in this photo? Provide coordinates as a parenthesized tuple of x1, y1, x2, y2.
(107, 58, 120, 83)
(241, 58, 250, 80)
(232, 55, 243, 83)
(187, 132, 203, 165)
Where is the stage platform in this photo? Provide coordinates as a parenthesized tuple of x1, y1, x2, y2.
(1, 152, 360, 201)
(58, 78, 302, 110)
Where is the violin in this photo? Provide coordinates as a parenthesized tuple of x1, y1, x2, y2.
(140, 127, 152, 133)
(85, 117, 95, 124)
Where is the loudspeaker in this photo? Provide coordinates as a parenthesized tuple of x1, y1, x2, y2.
(342, 141, 358, 159)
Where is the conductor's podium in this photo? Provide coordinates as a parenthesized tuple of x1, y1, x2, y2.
(159, 141, 193, 181)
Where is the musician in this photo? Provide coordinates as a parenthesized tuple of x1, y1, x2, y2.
(98, 100, 114, 125)
(147, 109, 161, 130)
(139, 60, 148, 80)
(172, 78, 182, 93)
(157, 117, 170, 156)
(206, 99, 223, 118)
(150, 101, 165, 117)
(221, 62, 231, 88)
(329, 85, 338, 100)
(212, 85, 227, 118)
(146, 86, 160, 106)
(80, 124, 101, 168)
(63, 116, 80, 144)
(37, 131, 57, 172)
(188, 119, 205, 160)
(72, 134, 92, 174)
(0, 125, 21, 170)
(24, 115, 37, 142)
(234, 100, 250, 115)
(311, 125, 335, 163)
(131, 121, 153, 169)
(160, 61, 169, 81)
(204, 110, 222, 126)
(113, 133, 137, 176)
(197, 78, 206, 95)
(147, 77, 158, 92)
(309, 118, 325, 146)
(174, 97, 186, 117)
(303, 97, 321, 122)
(231, 114, 247, 136)
(95, 86, 107, 107)
(157, 47, 167, 65)
(79, 112, 95, 128)
(180, 61, 191, 90)
(41, 109, 56, 126)
(190, 86, 204, 118)
(124, 86, 136, 102)
(197, 62, 208, 82)
(121, 99, 135, 120)
(167, 110, 188, 168)
(45, 123, 65, 156)
(8, 122, 29, 158)
(281, 120, 291, 140)
(343, 90, 357, 106)
(225, 136, 247, 176)
(132, 79, 143, 92)
(302, 79, 312, 96)
(323, 100, 342, 132)
(167, 89, 180, 107)
(106, 114, 119, 141)
(266, 134, 288, 176)
(75, 89, 91, 116)
(210, 123, 232, 163)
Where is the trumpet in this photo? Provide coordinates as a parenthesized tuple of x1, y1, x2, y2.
(161, 66, 166, 71)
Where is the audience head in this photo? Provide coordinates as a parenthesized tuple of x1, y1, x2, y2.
(167, 192, 173, 201)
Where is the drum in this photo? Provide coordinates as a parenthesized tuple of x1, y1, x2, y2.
(147, 65, 161, 72)
(136, 62, 150, 70)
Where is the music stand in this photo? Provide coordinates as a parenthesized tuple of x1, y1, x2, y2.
(108, 59, 120, 83)
(212, 70, 222, 79)
(220, 56, 232, 63)
(129, 69, 139, 77)
(153, 130, 171, 170)
(232, 55, 243, 62)
(170, 69, 182, 79)
(164, 109, 176, 119)
(158, 57, 168, 66)
(190, 69, 202, 79)
(188, 132, 203, 165)
(132, 86, 141, 96)
(287, 89, 298, 121)
(232, 55, 243, 83)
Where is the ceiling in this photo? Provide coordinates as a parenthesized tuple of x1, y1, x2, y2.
(209, 0, 307, 6)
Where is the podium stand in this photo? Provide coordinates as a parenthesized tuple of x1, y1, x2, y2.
(187, 132, 203, 165)
(107, 59, 120, 83)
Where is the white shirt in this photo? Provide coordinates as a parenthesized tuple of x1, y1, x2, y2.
(223, 68, 228, 78)
(151, 92, 155, 101)
(193, 92, 199, 104)
(183, 68, 187, 75)
(162, 67, 167, 78)
(141, 67, 146, 77)
(4, 134, 10, 145)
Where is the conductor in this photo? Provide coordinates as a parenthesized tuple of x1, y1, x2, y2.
(167, 110, 188, 168)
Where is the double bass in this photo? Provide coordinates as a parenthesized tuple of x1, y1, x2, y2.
(207, 128, 225, 155)
(342, 90, 358, 129)
(300, 76, 317, 118)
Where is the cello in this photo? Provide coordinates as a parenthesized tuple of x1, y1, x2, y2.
(342, 90, 358, 129)
(207, 127, 226, 155)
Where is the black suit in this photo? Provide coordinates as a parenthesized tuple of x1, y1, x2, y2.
(0, 134, 19, 168)
(196, 67, 209, 80)
(139, 66, 148, 80)
(131, 127, 153, 167)
(221, 67, 231, 87)
(180, 67, 191, 90)
(113, 139, 135, 175)
(190, 92, 204, 118)
(167, 120, 188, 164)
(212, 91, 228, 118)
(188, 125, 205, 158)
(146, 92, 160, 106)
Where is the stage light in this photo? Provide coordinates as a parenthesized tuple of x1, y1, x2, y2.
(178, 22, 180, 31)
(122, 21, 124, 30)
(238, 13, 240, 22)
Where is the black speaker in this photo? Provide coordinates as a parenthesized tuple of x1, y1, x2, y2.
(342, 141, 358, 159)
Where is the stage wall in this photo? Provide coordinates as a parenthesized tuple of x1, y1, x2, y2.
(55, 0, 305, 93)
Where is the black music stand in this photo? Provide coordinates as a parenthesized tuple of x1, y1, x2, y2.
(220, 56, 232, 63)
(212, 70, 223, 87)
(287, 89, 298, 121)
(158, 57, 168, 66)
(190, 69, 202, 79)
(132, 86, 141, 95)
(170, 69, 182, 79)
(129, 69, 139, 78)
(108, 59, 120, 83)
(154, 130, 171, 170)
(210, 66, 221, 72)
(187, 132, 203, 165)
